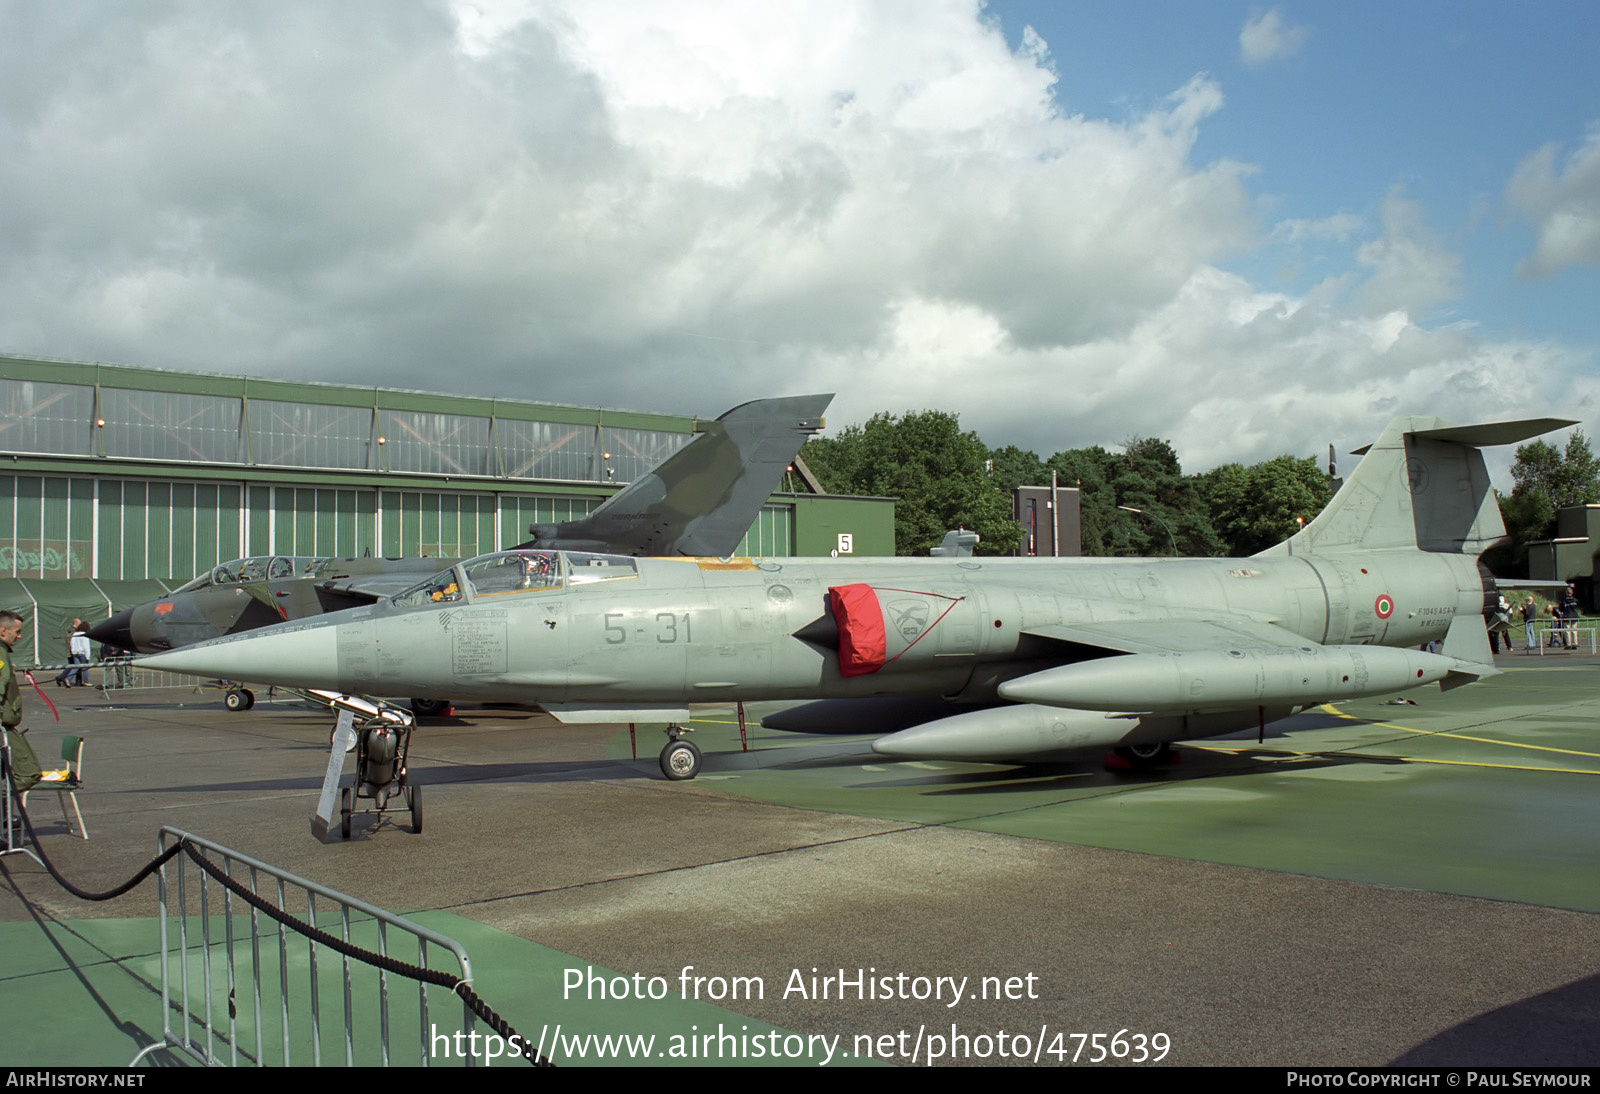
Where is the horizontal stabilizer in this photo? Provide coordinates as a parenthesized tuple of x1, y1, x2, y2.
(1406, 418, 1579, 448)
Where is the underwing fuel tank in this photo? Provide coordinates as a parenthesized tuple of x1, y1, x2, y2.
(871, 703, 1289, 762)
(997, 645, 1457, 714)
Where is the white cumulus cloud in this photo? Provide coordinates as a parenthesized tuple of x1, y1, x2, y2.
(1239, 8, 1310, 67)
(0, 0, 1588, 483)
(1508, 128, 1600, 280)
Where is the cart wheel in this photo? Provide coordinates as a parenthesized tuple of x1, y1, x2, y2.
(241, 689, 256, 710)
(224, 689, 247, 712)
(340, 788, 353, 839)
(659, 739, 702, 780)
(409, 783, 423, 834)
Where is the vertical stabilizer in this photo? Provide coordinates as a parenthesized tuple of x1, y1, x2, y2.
(1258, 416, 1574, 557)
(521, 394, 832, 557)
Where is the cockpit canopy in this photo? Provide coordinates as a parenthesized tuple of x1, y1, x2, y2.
(171, 555, 328, 594)
(389, 550, 638, 608)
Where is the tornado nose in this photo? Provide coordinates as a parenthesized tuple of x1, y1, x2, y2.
(88, 608, 137, 653)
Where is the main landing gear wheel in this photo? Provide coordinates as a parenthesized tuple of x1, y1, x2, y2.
(408, 783, 423, 834)
(660, 739, 702, 781)
(1113, 742, 1174, 770)
(340, 788, 353, 839)
(224, 688, 255, 711)
(409, 698, 449, 717)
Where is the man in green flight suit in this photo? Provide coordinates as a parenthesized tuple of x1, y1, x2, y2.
(0, 610, 42, 809)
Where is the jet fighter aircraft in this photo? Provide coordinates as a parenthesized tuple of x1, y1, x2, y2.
(91, 393, 831, 666)
(137, 415, 1566, 778)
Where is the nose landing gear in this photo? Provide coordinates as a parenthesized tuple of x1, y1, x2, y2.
(659, 726, 701, 780)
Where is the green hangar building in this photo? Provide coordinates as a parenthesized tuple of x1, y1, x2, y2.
(0, 353, 892, 663)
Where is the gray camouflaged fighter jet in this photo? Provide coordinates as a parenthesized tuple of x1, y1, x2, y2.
(138, 415, 1569, 779)
(89, 394, 832, 682)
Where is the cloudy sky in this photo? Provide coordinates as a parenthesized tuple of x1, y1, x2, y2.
(3, 1, 1597, 478)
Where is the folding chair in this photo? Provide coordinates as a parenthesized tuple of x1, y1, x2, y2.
(23, 735, 87, 840)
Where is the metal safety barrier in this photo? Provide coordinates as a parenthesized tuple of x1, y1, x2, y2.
(145, 827, 482, 1067)
(1508, 619, 1598, 656)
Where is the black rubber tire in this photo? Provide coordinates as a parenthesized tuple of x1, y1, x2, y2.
(224, 689, 246, 712)
(659, 739, 702, 780)
(409, 698, 449, 717)
(241, 689, 256, 710)
(340, 788, 353, 839)
(1114, 742, 1174, 769)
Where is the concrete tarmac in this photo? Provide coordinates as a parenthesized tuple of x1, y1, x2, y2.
(1, 659, 1596, 1067)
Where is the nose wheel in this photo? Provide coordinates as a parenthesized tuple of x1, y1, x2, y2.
(659, 727, 701, 780)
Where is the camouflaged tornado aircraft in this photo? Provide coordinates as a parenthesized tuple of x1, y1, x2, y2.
(138, 415, 1568, 779)
(90, 394, 832, 687)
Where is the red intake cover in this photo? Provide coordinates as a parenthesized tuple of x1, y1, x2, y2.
(829, 584, 886, 677)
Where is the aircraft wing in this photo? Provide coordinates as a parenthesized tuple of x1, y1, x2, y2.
(1005, 616, 1495, 714)
(1021, 618, 1320, 657)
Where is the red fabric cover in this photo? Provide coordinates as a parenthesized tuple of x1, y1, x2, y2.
(829, 584, 886, 677)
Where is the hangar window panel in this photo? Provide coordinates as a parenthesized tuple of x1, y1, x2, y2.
(356, 490, 376, 557)
(218, 485, 243, 562)
(598, 427, 691, 486)
(293, 488, 316, 556)
(14, 477, 43, 577)
(247, 486, 272, 556)
(170, 484, 197, 579)
(734, 504, 793, 558)
(250, 401, 374, 469)
(326, 489, 358, 557)
(0, 475, 13, 575)
(378, 410, 490, 476)
(498, 420, 597, 481)
(194, 484, 219, 573)
(100, 390, 242, 463)
(272, 488, 298, 557)
(379, 491, 403, 556)
(0, 379, 95, 456)
(121, 482, 148, 579)
(453, 494, 495, 557)
(437, 496, 461, 558)
(146, 482, 172, 579)
(96, 481, 121, 579)
(419, 493, 442, 556)
(477, 505, 496, 559)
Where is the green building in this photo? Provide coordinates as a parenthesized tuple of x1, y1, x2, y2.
(0, 353, 893, 662)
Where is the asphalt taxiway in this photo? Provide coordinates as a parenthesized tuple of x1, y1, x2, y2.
(1, 649, 1596, 1067)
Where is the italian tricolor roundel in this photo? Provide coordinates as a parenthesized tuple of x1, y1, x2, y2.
(1374, 594, 1394, 619)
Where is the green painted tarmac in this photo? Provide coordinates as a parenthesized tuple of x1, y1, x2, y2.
(0, 908, 865, 1067)
(644, 655, 1600, 913)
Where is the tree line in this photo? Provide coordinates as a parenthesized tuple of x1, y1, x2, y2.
(800, 410, 1333, 558)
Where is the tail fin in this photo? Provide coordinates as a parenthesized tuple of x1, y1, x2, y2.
(521, 394, 831, 557)
(1258, 416, 1574, 557)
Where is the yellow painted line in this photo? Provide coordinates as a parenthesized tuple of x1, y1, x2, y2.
(1394, 758, 1600, 775)
(1316, 704, 1600, 759)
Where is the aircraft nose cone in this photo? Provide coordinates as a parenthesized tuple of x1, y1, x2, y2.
(88, 609, 136, 653)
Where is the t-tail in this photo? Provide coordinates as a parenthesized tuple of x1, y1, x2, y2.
(518, 394, 831, 557)
(1258, 416, 1575, 559)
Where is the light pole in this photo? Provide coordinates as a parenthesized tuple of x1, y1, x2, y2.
(1118, 505, 1177, 556)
